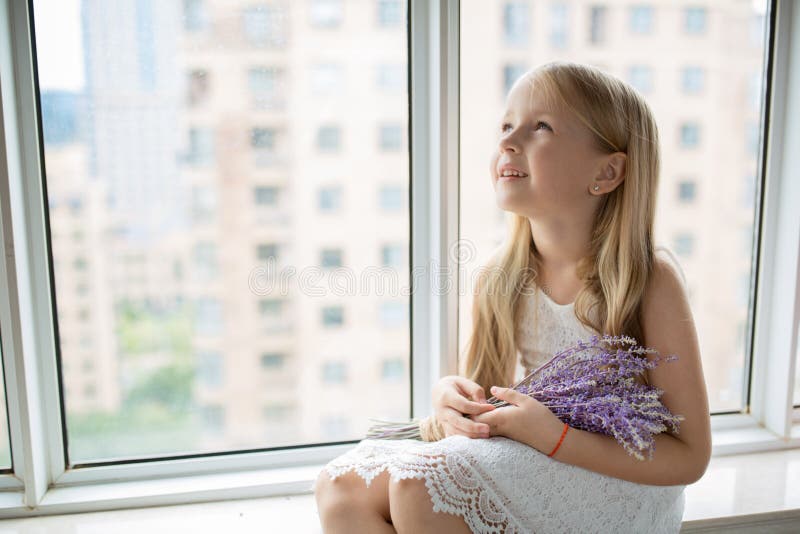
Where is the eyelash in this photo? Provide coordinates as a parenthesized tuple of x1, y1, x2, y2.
(501, 121, 551, 133)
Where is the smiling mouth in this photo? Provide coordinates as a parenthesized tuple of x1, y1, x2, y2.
(498, 174, 529, 181)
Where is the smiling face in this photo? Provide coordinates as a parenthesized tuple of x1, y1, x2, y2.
(490, 76, 610, 219)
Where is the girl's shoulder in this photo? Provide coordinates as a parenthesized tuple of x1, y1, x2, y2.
(653, 245, 688, 289)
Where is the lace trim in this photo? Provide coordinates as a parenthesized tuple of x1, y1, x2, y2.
(314, 438, 527, 534)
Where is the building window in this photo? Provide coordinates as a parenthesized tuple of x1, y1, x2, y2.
(379, 301, 406, 327)
(629, 5, 654, 34)
(259, 299, 283, 320)
(503, 64, 527, 96)
(73, 256, 88, 271)
(322, 361, 348, 384)
(186, 127, 214, 166)
(183, 0, 208, 31)
(263, 403, 293, 420)
(502, 2, 529, 46)
(381, 244, 404, 268)
(260, 352, 285, 369)
(248, 67, 284, 110)
(673, 233, 694, 257)
(379, 124, 403, 151)
(310, 0, 343, 28)
(681, 66, 704, 94)
(201, 404, 224, 432)
(192, 185, 217, 221)
(589, 5, 607, 45)
(187, 69, 209, 106)
(242, 5, 287, 48)
(254, 186, 279, 206)
(377, 0, 402, 27)
(627, 65, 653, 94)
(678, 180, 696, 203)
(310, 63, 344, 95)
(251, 127, 275, 150)
(379, 185, 404, 211)
(684, 6, 707, 34)
(376, 63, 405, 92)
(680, 122, 700, 148)
(321, 414, 350, 439)
(321, 248, 343, 268)
(319, 186, 342, 212)
(195, 298, 223, 336)
(317, 125, 341, 151)
(381, 358, 404, 382)
(322, 306, 344, 327)
(193, 241, 218, 280)
(257, 243, 279, 262)
(549, 3, 568, 49)
(196, 351, 223, 388)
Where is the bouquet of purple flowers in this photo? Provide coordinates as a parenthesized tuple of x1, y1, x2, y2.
(365, 334, 685, 462)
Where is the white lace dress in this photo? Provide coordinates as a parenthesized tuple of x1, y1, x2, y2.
(311, 278, 687, 533)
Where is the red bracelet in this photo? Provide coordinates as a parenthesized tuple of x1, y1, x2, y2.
(547, 422, 569, 458)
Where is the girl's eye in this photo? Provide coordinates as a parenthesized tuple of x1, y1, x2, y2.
(500, 121, 551, 133)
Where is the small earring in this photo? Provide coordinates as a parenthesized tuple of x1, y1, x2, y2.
(593, 185, 600, 191)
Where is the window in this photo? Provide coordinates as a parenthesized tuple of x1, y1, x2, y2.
(259, 299, 283, 318)
(310, 63, 344, 95)
(322, 361, 347, 384)
(248, 67, 285, 110)
(251, 127, 275, 150)
(322, 306, 344, 327)
(186, 127, 214, 165)
(319, 186, 342, 212)
(187, 69, 209, 106)
(746, 121, 760, 157)
(257, 243, 279, 263)
(317, 125, 341, 151)
(741, 174, 756, 209)
(379, 301, 406, 327)
(196, 351, 223, 388)
(242, 5, 287, 48)
(379, 185, 404, 211)
(627, 65, 653, 94)
(254, 186, 279, 206)
(673, 233, 695, 257)
(549, 3, 568, 49)
(320, 248, 343, 268)
(183, 0, 208, 32)
(310, 0, 343, 28)
(381, 244, 404, 267)
(192, 185, 217, 222)
(589, 5, 607, 45)
(377, 0, 402, 27)
(681, 66, 705, 94)
(678, 180, 696, 203)
(684, 6, 707, 34)
(195, 298, 223, 336)
(201, 405, 225, 433)
(629, 5, 654, 34)
(260, 352, 285, 369)
(679, 122, 700, 148)
(192, 242, 218, 280)
(502, 2, 529, 47)
(320, 414, 349, 439)
(503, 64, 527, 96)
(379, 124, 403, 151)
(381, 358, 404, 382)
(377, 63, 405, 92)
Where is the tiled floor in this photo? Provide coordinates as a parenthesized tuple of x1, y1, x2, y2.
(1, 448, 799, 533)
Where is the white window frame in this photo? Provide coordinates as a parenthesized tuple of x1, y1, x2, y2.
(0, 0, 797, 518)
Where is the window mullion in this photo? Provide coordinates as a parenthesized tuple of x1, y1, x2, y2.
(0, 0, 68, 506)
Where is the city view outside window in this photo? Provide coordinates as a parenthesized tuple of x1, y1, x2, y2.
(28, 0, 410, 463)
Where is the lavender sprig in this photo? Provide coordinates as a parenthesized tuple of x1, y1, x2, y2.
(364, 334, 685, 462)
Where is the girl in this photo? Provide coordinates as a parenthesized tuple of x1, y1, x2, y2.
(312, 61, 712, 533)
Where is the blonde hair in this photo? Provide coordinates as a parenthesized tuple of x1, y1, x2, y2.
(461, 61, 660, 394)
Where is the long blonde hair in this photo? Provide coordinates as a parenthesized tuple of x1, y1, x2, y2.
(462, 61, 660, 394)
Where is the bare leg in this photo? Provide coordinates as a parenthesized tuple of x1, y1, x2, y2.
(388, 477, 473, 534)
(314, 469, 396, 533)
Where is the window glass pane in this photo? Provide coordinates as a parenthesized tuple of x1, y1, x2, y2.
(459, 0, 769, 415)
(33, 0, 409, 462)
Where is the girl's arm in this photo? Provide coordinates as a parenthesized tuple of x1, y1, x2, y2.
(529, 254, 713, 486)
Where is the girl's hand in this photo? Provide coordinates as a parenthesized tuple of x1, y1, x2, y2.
(472, 386, 563, 450)
(431, 376, 497, 439)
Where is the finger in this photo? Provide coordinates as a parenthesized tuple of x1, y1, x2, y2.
(453, 377, 489, 404)
(447, 391, 497, 415)
(489, 385, 529, 407)
(444, 408, 490, 437)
